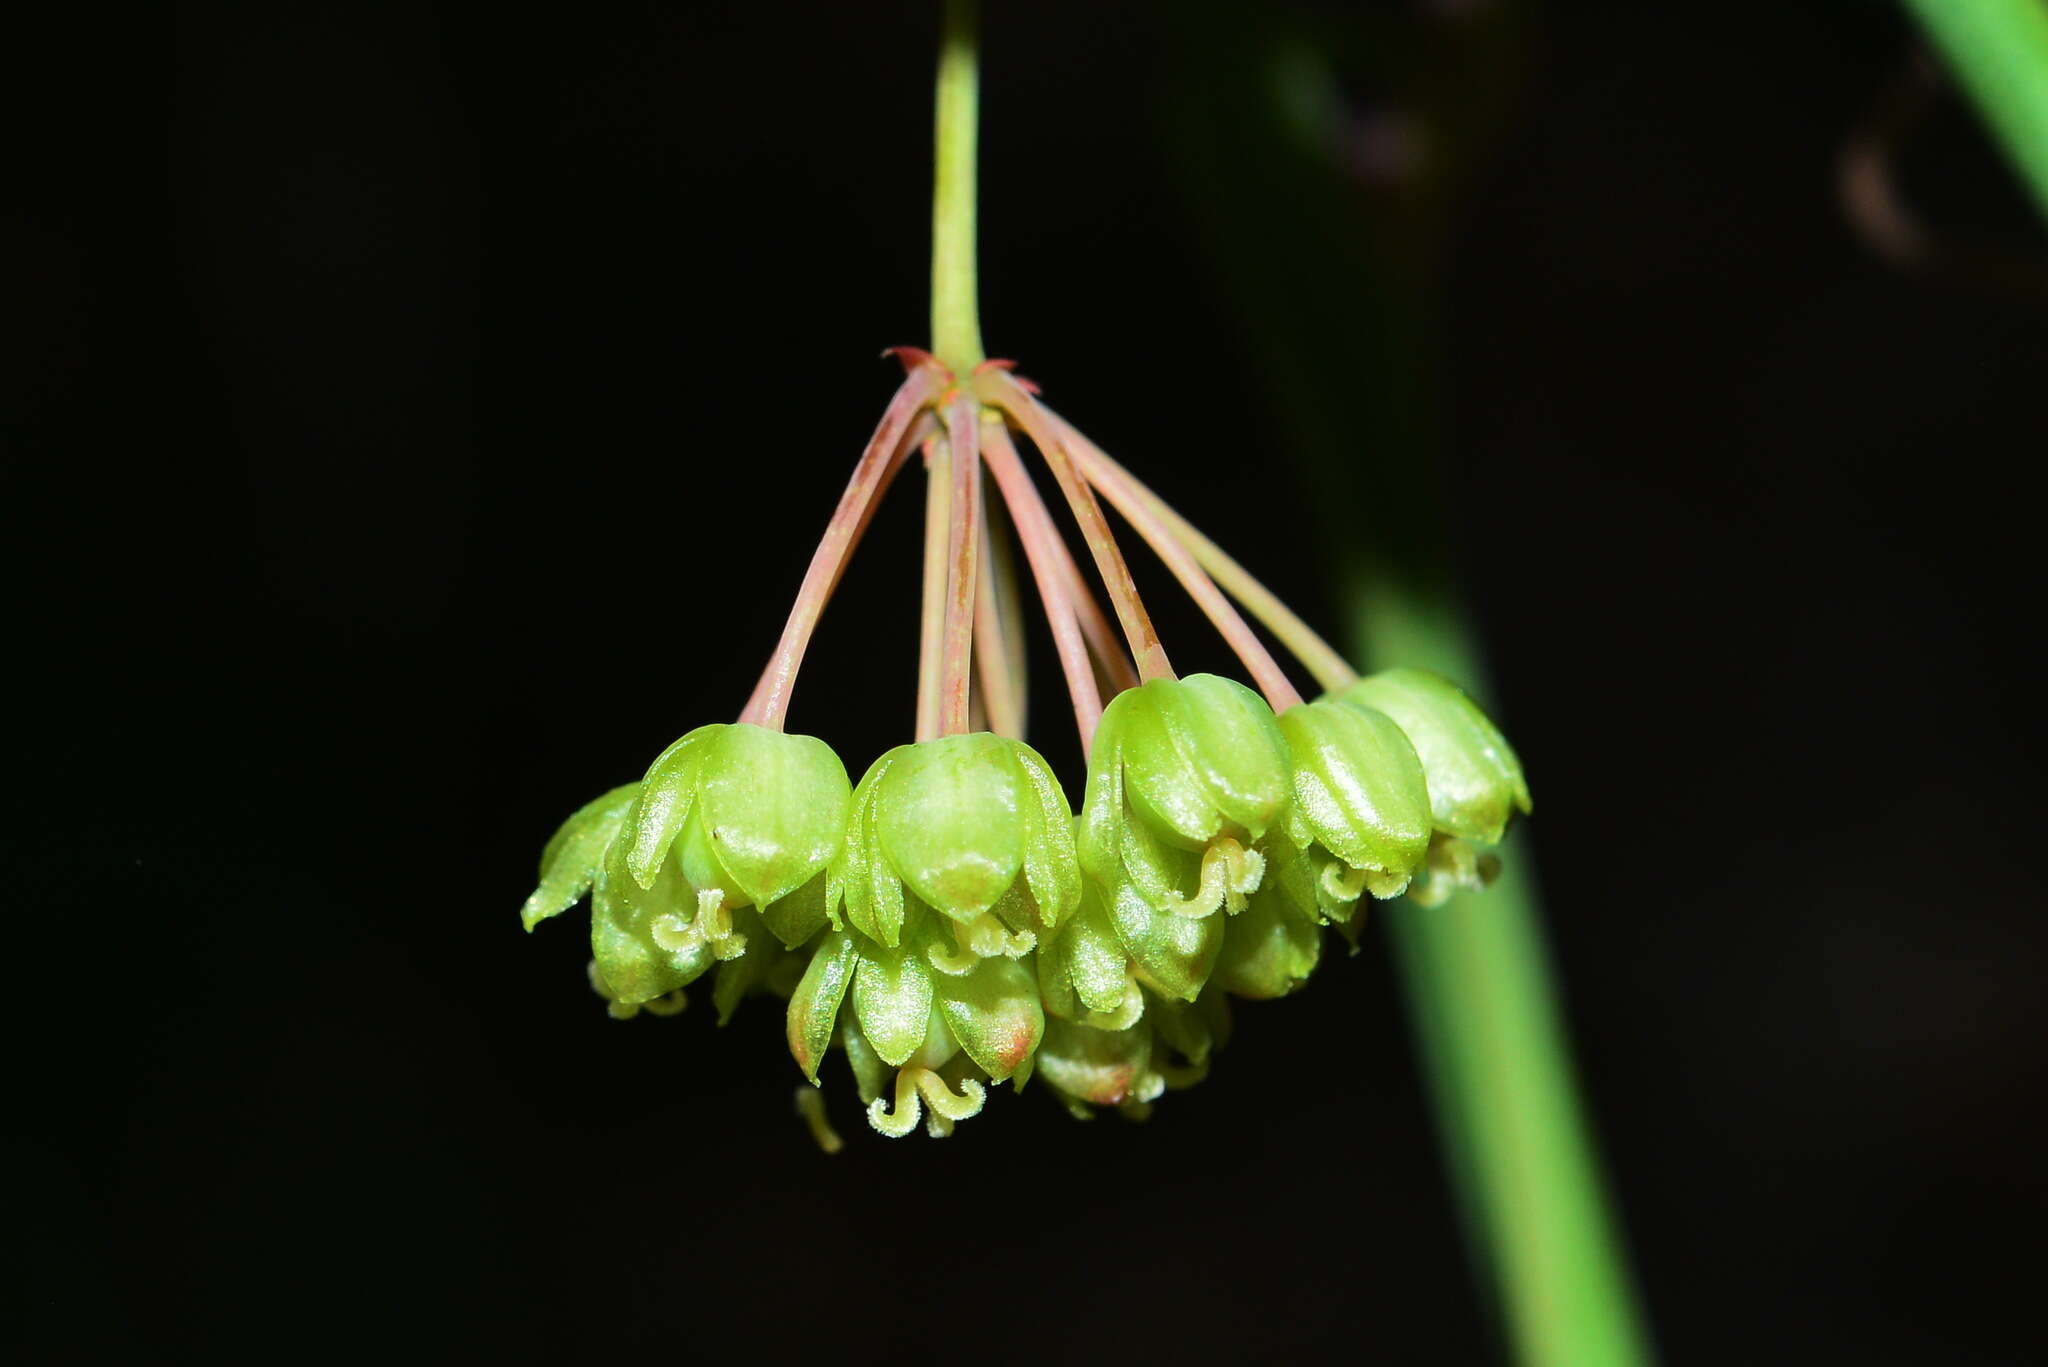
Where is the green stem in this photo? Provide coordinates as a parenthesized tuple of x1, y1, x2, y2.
(1903, 0, 2048, 223)
(931, 0, 986, 374)
(1358, 587, 1651, 1367)
(1159, 12, 1651, 1362)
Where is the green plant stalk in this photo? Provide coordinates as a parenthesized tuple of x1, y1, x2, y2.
(931, 0, 986, 374)
(1903, 0, 2048, 222)
(1358, 584, 1650, 1367)
(1160, 9, 1650, 1362)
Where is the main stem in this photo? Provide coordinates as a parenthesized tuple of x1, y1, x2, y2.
(931, 0, 986, 375)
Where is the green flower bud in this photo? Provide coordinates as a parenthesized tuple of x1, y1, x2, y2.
(1035, 1014, 1157, 1114)
(1034, 986, 1232, 1121)
(1079, 674, 1290, 920)
(1334, 669, 1530, 845)
(783, 901, 1045, 1139)
(626, 722, 851, 925)
(1211, 868, 1323, 1000)
(1272, 698, 1432, 912)
(1106, 874, 1224, 1002)
(833, 733, 1079, 968)
(589, 827, 723, 1008)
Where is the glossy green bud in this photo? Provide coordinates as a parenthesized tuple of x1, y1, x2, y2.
(783, 898, 1044, 1137)
(1035, 986, 1232, 1121)
(627, 722, 851, 916)
(1106, 875, 1224, 1003)
(833, 733, 1079, 963)
(589, 828, 722, 1007)
(520, 783, 640, 931)
(932, 950, 1044, 1084)
(1080, 674, 1290, 919)
(1276, 698, 1432, 904)
(1212, 870, 1322, 1000)
(1035, 1015, 1158, 1113)
(1334, 669, 1530, 845)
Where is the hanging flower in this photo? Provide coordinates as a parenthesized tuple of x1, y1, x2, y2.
(515, 8, 1531, 1142)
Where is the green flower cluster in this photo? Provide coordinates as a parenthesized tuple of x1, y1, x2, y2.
(523, 668, 1528, 1138)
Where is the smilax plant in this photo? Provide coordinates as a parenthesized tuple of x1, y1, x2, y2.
(518, 2, 1528, 1141)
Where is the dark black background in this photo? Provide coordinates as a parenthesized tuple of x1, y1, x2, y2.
(21, 1, 2045, 1363)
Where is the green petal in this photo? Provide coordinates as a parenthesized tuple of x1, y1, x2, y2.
(785, 929, 857, 1083)
(1279, 699, 1431, 894)
(1117, 810, 1205, 914)
(1040, 885, 1129, 1020)
(1258, 824, 1325, 922)
(1035, 1015, 1153, 1108)
(1106, 877, 1222, 1002)
(697, 724, 851, 908)
(670, 803, 742, 905)
(590, 836, 711, 1005)
(1155, 674, 1292, 843)
(874, 733, 1025, 924)
(1118, 682, 1217, 847)
(851, 924, 937, 1067)
(933, 954, 1044, 1082)
(522, 783, 639, 931)
(1077, 710, 1132, 890)
(1213, 879, 1321, 1000)
(758, 870, 831, 950)
(1337, 669, 1531, 844)
(1012, 741, 1081, 931)
(625, 725, 719, 888)
(838, 750, 906, 947)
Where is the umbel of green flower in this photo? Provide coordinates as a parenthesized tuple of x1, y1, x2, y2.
(517, 286, 1536, 1136)
(1333, 669, 1531, 907)
(522, 723, 850, 1014)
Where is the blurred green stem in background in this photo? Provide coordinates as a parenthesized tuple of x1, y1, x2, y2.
(1903, 0, 2048, 222)
(1165, 6, 1651, 1364)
